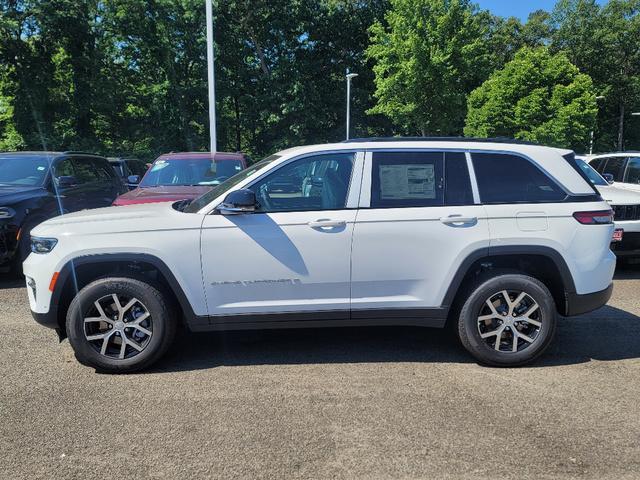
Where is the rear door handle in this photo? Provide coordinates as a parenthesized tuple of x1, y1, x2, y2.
(308, 219, 346, 228)
(440, 215, 477, 225)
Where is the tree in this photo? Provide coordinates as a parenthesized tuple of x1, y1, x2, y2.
(551, 0, 640, 151)
(464, 47, 597, 151)
(366, 0, 493, 136)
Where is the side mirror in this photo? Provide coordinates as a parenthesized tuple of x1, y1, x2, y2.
(602, 173, 615, 184)
(56, 175, 77, 188)
(127, 175, 141, 185)
(218, 189, 256, 215)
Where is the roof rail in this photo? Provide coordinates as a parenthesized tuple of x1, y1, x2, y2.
(61, 151, 103, 156)
(341, 136, 541, 146)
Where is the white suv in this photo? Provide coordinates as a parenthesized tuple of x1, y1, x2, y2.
(24, 139, 616, 373)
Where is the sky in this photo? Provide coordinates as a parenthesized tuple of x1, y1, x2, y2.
(476, 0, 607, 21)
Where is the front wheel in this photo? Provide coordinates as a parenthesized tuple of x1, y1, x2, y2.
(457, 274, 557, 367)
(67, 277, 176, 373)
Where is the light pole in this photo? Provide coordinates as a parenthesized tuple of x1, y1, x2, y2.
(205, 0, 217, 153)
(345, 71, 358, 140)
(589, 95, 605, 155)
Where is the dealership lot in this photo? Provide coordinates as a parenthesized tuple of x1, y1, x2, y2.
(1, 271, 639, 480)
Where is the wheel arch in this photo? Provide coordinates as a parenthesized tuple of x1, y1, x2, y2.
(444, 246, 576, 318)
(52, 253, 198, 337)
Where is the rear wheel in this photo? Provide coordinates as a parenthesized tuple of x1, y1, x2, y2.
(66, 277, 176, 373)
(458, 274, 557, 367)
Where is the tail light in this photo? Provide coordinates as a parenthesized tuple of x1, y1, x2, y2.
(573, 210, 614, 225)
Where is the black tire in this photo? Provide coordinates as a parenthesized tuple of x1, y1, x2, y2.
(458, 274, 557, 367)
(66, 277, 176, 373)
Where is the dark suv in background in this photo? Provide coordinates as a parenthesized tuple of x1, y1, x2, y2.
(0, 151, 126, 273)
(108, 157, 148, 190)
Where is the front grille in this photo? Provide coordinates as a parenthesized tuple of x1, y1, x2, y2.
(613, 204, 640, 221)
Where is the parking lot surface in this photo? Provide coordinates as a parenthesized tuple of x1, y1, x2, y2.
(1, 270, 639, 480)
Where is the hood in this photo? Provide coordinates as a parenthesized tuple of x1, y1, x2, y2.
(0, 185, 47, 205)
(113, 185, 211, 206)
(31, 201, 196, 238)
(597, 184, 640, 205)
(611, 182, 640, 195)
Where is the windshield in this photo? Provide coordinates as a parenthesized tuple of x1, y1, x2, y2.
(0, 154, 51, 187)
(140, 157, 244, 187)
(184, 155, 280, 213)
(576, 159, 608, 186)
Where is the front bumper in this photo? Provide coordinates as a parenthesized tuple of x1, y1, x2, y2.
(564, 283, 613, 317)
(0, 225, 18, 266)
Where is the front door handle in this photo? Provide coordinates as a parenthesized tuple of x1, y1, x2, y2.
(440, 215, 477, 225)
(308, 219, 346, 229)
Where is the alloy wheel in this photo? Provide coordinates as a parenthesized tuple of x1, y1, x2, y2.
(477, 290, 542, 353)
(83, 294, 153, 360)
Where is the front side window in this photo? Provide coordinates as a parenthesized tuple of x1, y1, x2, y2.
(624, 157, 640, 185)
(602, 157, 627, 181)
(472, 153, 566, 204)
(250, 153, 355, 213)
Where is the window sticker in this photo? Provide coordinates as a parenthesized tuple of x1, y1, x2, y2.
(151, 160, 168, 172)
(379, 164, 435, 199)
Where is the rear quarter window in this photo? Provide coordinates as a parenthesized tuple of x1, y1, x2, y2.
(472, 152, 567, 204)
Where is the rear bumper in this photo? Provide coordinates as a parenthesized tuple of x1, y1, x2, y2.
(565, 283, 613, 317)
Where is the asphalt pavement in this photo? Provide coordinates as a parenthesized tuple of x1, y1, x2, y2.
(1, 269, 639, 479)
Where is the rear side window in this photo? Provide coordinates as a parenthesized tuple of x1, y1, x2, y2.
(602, 157, 627, 181)
(472, 153, 566, 204)
(624, 157, 640, 185)
(370, 151, 473, 208)
(72, 158, 100, 183)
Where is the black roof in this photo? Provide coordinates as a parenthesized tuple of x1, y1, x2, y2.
(342, 136, 540, 146)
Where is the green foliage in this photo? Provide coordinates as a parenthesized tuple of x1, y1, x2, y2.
(464, 47, 597, 151)
(366, 0, 494, 136)
(0, 0, 638, 156)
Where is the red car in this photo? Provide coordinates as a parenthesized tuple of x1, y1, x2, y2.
(113, 152, 247, 206)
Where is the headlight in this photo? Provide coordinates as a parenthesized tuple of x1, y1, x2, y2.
(0, 207, 16, 219)
(30, 237, 58, 254)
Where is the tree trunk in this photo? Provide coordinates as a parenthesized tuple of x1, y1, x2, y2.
(618, 102, 625, 151)
(234, 95, 241, 152)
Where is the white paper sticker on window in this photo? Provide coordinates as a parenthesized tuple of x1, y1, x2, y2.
(379, 164, 435, 199)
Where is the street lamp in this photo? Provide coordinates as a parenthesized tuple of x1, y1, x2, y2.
(205, 0, 217, 153)
(345, 71, 358, 140)
(589, 95, 606, 155)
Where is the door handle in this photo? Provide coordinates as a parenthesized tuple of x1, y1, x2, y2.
(440, 215, 477, 225)
(308, 219, 346, 228)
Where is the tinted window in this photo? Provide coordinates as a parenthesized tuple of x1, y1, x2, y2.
(472, 153, 566, 203)
(602, 157, 627, 181)
(445, 152, 474, 205)
(624, 157, 640, 185)
(91, 159, 116, 181)
(589, 157, 606, 172)
(55, 158, 75, 177)
(250, 153, 354, 212)
(371, 151, 443, 208)
(127, 160, 147, 176)
(72, 158, 101, 183)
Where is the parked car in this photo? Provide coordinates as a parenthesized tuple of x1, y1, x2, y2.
(0, 151, 126, 274)
(112, 152, 247, 206)
(108, 157, 148, 190)
(587, 152, 640, 193)
(576, 157, 640, 259)
(24, 138, 615, 373)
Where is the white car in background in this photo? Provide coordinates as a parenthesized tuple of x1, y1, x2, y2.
(586, 152, 640, 193)
(576, 157, 640, 259)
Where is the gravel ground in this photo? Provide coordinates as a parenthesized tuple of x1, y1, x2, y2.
(1, 269, 639, 479)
